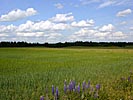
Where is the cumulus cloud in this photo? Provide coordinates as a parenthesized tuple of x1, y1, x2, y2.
(69, 28, 98, 41)
(116, 9, 132, 17)
(0, 12, 130, 42)
(108, 31, 127, 39)
(69, 23, 127, 41)
(54, 3, 64, 9)
(0, 24, 16, 33)
(94, 32, 109, 38)
(50, 13, 74, 22)
(0, 8, 37, 22)
(0, 17, 68, 42)
(17, 32, 44, 37)
(0, 12, 73, 41)
(16, 20, 70, 32)
(71, 19, 94, 27)
(99, 24, 114, 32)
(74, 28, 95, 36)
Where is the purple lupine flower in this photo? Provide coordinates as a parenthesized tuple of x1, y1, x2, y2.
(69, 81, 73, 91)
(52, 85, 54, 95)
(72, 80, 76, 89)
(82, 81, 86, 91)
(40, 96, 44, 100)
(77, 84, 80, 93)
(64, 85, 67, 94)
(56, 87, 59, 98)
(96, 84, 100, 90)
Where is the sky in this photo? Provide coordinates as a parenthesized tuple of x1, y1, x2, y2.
(0, 0, 133, 43)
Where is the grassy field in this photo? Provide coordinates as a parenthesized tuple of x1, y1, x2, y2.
(0, 48, 133, 100)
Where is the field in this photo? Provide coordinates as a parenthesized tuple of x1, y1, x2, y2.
(0, 48, 133, 100)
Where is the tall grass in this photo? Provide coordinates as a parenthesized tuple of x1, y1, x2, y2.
(0, 48, 133, 100)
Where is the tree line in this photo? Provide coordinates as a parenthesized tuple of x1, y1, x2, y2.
(0, 41, 133, 48)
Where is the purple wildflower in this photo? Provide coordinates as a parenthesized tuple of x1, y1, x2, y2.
(72, 80, 76, 89)
(69, 81, 73, 91)
(40, 96, 44, 100)
(56, 87, 59, 98)
(77, 84, 80, 93)
(96, 84, 100, 90)
(64, 85, 67, 94)
(52, 85, 54, 95)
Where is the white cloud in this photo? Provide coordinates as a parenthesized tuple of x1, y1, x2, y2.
(116, 9, 132, 17)
(0, 12, 74, 42)
(17, 32, 44, 37)
(97, 0, 133, 8)
(0, 24, 16, 33)
(94, 32, 109, 37)
(50, 13, 74, 22)
(0, 24, 16, 38)
(99, 24, 114, 32)
(69, 28, 98, 41)
(16, 20, 70, 32)
(69, 23, 127, 41)
(98, 1, 116, 8)
(43, 33, 63, 43)
(0, 11, 130, 42)
(80, 0, 100, 5)
(74, 28, 95, 36)
(45, 33, 62, 39)
(0, 8, 37, 22)
(71, 19, 94, 27)
(0, 18, 69, 42)
(108, 31, 127, 39)
(54, 3, 64, 9)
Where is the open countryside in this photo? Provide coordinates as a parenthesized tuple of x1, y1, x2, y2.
(0, 48, 133, 99)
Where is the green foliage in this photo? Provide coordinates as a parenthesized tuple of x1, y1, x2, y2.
(0, 48, 133, 100)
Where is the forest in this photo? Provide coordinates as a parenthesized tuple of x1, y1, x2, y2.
(0, 41, 133, 48)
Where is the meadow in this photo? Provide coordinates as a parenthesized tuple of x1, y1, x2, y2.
(0, 48, 133, 100)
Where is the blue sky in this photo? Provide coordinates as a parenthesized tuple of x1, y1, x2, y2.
(0, 0, 133, 43)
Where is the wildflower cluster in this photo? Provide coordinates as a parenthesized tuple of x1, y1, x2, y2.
(40, 80, 101, 100)
(39, 71, 133, 100)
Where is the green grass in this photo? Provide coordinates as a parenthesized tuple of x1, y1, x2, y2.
(0, 48, 133, 100)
